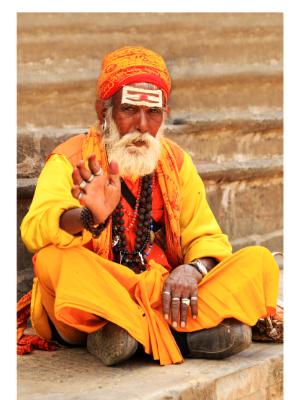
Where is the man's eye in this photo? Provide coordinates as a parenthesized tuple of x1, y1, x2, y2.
(120, 104, 137, 113)
(148, 108, 161, 114)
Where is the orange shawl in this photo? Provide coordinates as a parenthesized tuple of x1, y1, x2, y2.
(56, 127, 184, 268)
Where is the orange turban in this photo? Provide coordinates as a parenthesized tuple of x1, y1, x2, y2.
(97, 46, 171, 102)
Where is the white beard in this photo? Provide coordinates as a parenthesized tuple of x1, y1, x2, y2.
(103, 108, 164, 177)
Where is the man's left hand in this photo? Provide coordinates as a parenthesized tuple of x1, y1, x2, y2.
(162, 264, 203, 328)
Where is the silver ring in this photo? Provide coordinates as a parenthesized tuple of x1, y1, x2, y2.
(95, 168, 104, 176)
(163, 291, 171, 295)
(181, 298, 190, 306)
(78, 192, 83, 201)
(87, 174, 95, 183)
(79, 180, 87, 189)
(190, 297, 198, 301)
(171, 297, 180, 302)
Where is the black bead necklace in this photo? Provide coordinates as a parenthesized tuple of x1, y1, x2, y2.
(112, 173, 154, 274)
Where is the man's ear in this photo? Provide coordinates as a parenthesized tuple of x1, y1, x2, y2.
(95, 99, 106, 123)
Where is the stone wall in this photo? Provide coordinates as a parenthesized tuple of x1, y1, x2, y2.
(17, 12, 283, 298)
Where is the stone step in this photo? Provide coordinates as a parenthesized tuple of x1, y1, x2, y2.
(17, 157, 283, 299)
(18, 13, 282, 66)
(17, 342, 283, 400)
(17, 12, 282, 128)
(17, 156, 283, 199)
(17, 119, 282, 178)
(17, 78, 282, 130)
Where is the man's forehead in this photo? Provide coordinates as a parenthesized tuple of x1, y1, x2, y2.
(121, 85, 163, 108)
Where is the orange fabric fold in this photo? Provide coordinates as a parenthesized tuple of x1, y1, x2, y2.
(34, 245, 183, 365)
(29, 244, 279, 365)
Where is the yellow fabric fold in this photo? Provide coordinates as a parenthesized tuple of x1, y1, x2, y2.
(20, 154, 93, 253)
(32, 244, 279, 365)
(179, 152, 232, 263)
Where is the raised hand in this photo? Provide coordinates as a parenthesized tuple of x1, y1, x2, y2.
(71, 154, 121, 224)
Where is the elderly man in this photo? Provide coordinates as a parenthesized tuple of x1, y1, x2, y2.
(20, 46, 279, 366)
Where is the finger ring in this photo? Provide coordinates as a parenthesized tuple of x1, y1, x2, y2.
(190, 297, 198, 301)
(95, 168, 104, 176)
(171, 297, 180, 302)
(181, 298, 190, 306)
(78, 192, 83, 201)
(87, 174, 94, 183)
(163, 291, 171, 295)
(79, 180, 87, 189)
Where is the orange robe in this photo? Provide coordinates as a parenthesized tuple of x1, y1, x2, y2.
(21, 129, 280, 365)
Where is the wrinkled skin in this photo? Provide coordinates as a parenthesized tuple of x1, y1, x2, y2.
(162, 264, 203, 328)
(71, 154, 121, 224)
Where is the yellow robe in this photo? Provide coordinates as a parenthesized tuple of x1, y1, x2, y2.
(20, 129, 279, 365)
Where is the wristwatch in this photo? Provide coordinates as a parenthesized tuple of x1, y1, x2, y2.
(188, 259, 208, 276)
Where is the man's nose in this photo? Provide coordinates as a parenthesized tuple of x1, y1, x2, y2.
(136, 109, 149, 133)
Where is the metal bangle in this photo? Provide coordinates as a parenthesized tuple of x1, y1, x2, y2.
(189, 260, 208, 276)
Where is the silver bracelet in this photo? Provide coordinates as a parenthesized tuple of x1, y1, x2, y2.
(189, 260, 208, 276)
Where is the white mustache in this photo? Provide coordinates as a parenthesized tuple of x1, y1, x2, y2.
(113, 132, 154, 149)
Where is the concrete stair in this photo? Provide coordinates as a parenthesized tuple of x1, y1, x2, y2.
(17, 118, 283, 177)
(17, 12, 282, 130)
(17, 342, 283, 400)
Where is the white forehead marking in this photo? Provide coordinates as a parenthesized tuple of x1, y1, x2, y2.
(121, 85, 163, 108)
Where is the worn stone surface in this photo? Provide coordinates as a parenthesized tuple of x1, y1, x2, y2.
(229, 178, 283, 239)
(17, 342, 283, 400)
(165, 123, 283, 164)
(215, 364, 268, 399)
(17, 13, 282, 130)
(17, 125, 283, 178)
(259, 235, 284, 255)
(204, 175, 283, 244)
(17, 13, 283, 65)
(198, 158, 283, 182)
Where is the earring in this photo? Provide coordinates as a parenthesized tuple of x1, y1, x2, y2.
(102, 119, 107, 132)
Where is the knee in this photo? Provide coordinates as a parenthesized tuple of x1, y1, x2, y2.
(239, 245, 272, 259)
(34, 245, 64, 284)
(35, 245, 61, 267)
(236, 245, 277, 269)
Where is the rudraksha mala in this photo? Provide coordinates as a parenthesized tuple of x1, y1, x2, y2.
(80, 207, 108, 238)
(112, 173, 154, 274)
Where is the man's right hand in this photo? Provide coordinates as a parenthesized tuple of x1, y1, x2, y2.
(71, 153, 121, 224)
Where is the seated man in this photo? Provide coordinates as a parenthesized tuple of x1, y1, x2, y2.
(20, 46, 279, 366)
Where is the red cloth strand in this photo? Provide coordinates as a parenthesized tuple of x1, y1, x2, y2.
(17, 290, 58, 355)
